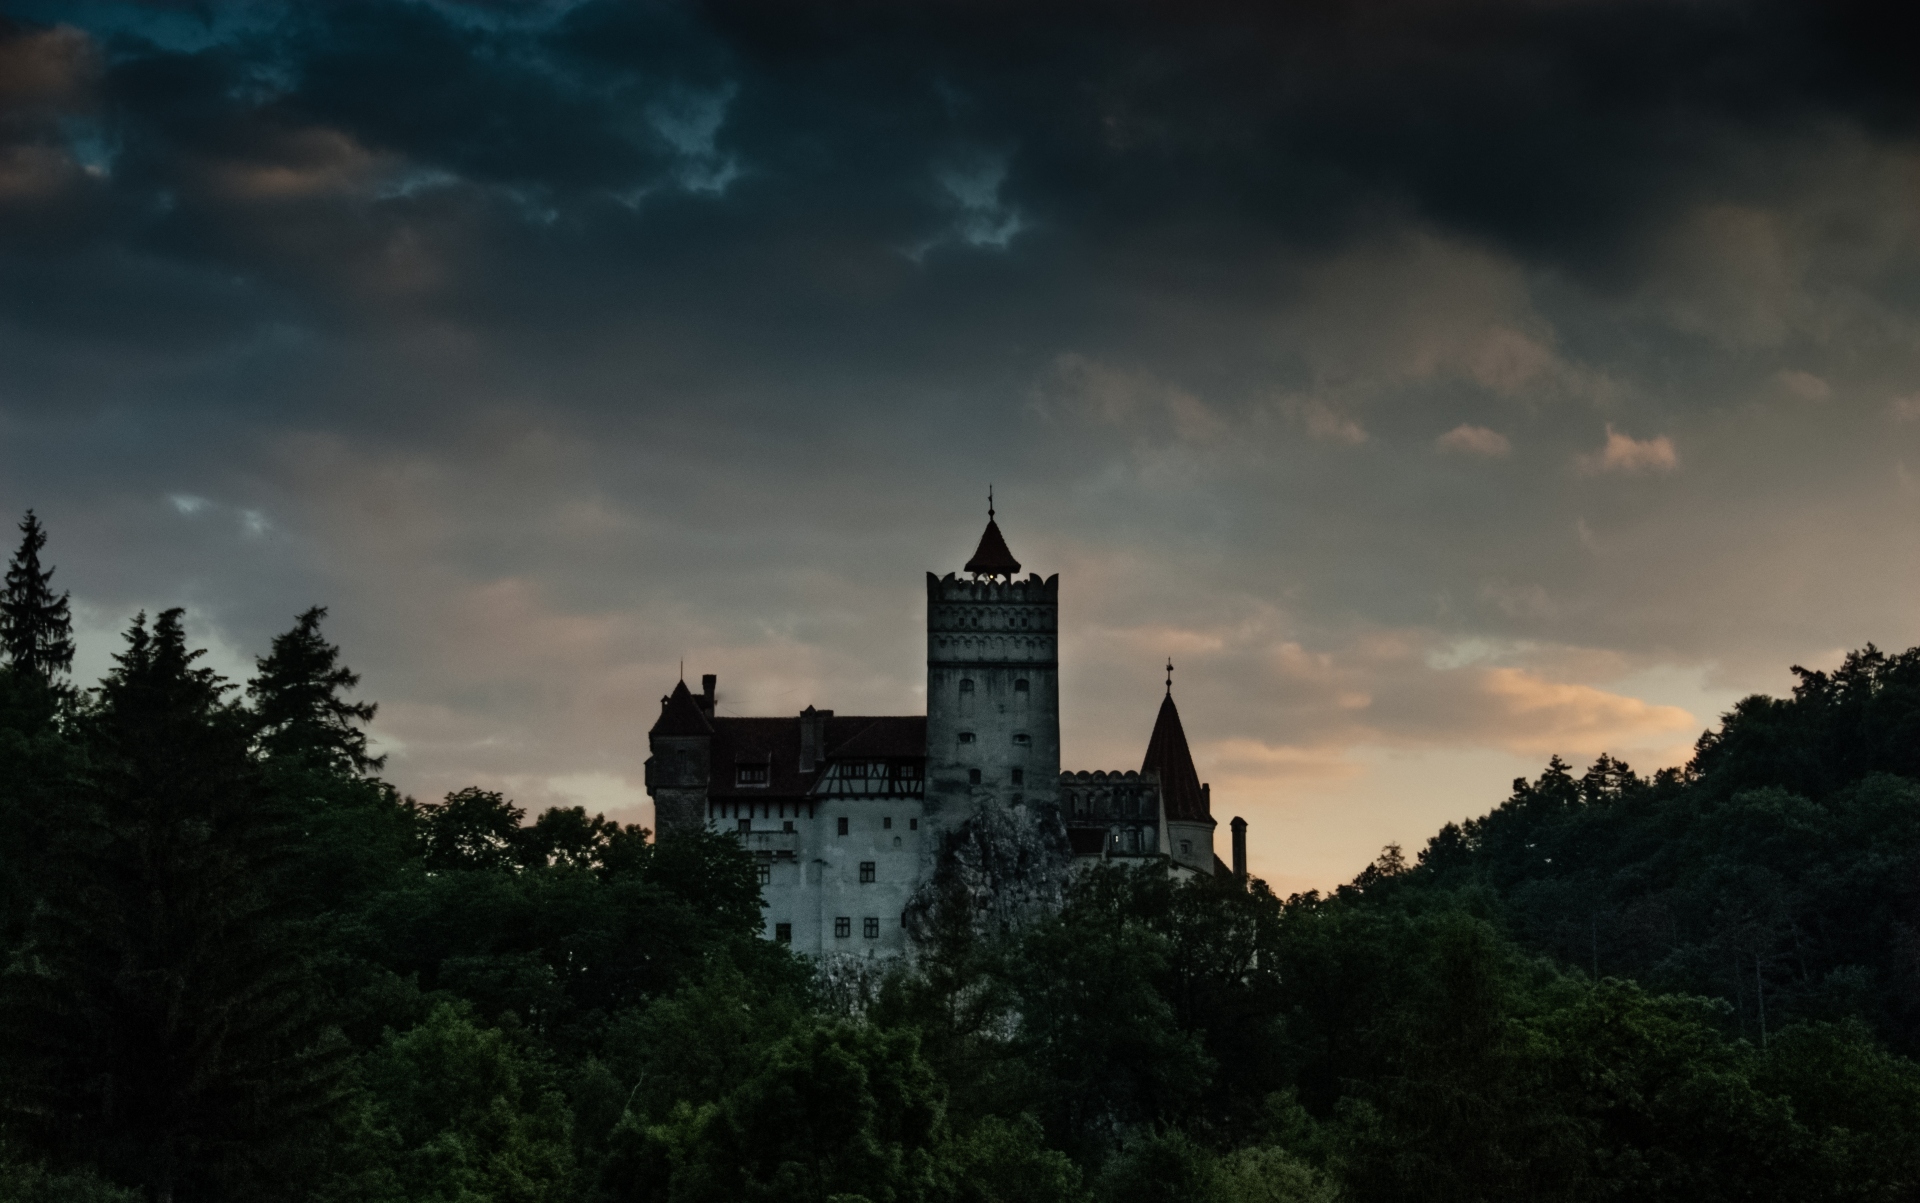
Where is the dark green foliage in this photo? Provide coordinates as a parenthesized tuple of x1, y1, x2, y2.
(1394, 652, 1920, 1053)
(6, 590, 1920, 1203)
(0, 511, 74, 684)
(655, 1021, 950, 1203)
(3, 610, 338, 1199)
(250, 606, 381, 774)
(346, 1003, 577, 1203)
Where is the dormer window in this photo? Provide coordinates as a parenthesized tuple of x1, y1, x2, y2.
(736, 764, 770, 787)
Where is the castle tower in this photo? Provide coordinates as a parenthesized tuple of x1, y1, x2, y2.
(646, 676, 715, 835)
(924, 508, 1061, 833)
(1143, 680, 1219, 876)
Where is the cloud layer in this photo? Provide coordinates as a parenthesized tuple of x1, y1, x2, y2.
(3, 1, 1920, 886)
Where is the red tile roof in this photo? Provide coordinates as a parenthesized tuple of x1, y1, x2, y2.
(964, 518, 1022, 577)
(1142, 691, 1210, 822)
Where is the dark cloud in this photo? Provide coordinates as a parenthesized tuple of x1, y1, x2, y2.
(3, 1, 1920, 885)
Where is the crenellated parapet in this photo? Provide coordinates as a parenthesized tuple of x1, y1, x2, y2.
(926, 572, 1059, 667)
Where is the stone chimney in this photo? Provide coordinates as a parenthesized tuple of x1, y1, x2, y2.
(798, 705, 833, 772)
(699, 674, 717, 716)
(1230, 815, 1247, 879)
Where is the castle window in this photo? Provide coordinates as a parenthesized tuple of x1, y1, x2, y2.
(835, 917, 851, 938)
(757, 861, 771, 885)
(837, 816, 849, 835)
(959, 679, 974, 693)
(893, 836, 902, 847)
(958, 732, 975, 744)
(883, 816, 892, 829)
(864, 917, 880, 939)
(860, 861, 876, 883)
(1180, 840, 1192, 854)
(969, 769, 982, 785)
(1012, 769, 1024, 785)
(1014, 679, 1029, 693)
(910, 818, 918, 830)
(737, 764, 769, 786)
(775, 923, 791, 944)
(784, 820, 795, 833)
(738, 818, 751, 834)
(1013, 733, 1030, 746)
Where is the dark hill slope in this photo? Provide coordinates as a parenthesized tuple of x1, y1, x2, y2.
(1390, 645, 1920, 1052)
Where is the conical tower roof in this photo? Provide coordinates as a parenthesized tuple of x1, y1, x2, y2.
(650, 678, 713, 737)
(964, 517, 1022, 578)
(1143, 689, 1208, 822)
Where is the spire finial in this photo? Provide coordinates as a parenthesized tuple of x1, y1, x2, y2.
(1166, 657, 1174, 695)
(679, 658, 684, 682)
(988, 483, 995, 521)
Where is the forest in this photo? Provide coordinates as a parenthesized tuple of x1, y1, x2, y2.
(3, 508, 1918, 1203)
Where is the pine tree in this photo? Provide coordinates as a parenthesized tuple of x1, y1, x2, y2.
(3, 610, 340, 1200)
(0, 510, 75, 682)
(247, 606, 382, 774)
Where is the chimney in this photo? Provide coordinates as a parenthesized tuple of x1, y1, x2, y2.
(699, 674, 717, 716)
(1230, 816, 1247, 880)
(799, 706, 833, 772)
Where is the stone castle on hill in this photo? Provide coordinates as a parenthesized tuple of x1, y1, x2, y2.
(646, 509, 1249, 957)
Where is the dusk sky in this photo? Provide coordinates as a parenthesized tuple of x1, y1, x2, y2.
(4, 0, 1919, 891)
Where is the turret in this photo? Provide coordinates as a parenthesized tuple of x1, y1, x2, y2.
(1144, 676, 1217, 876)
(646, 678, 713, 834)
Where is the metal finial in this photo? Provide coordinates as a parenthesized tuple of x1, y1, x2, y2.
(679, 658, 684, 682)
(988, 484, 995, 521)
(1166, 657, 1174, 694)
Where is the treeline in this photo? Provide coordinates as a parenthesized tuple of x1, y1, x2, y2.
(2, 510, 1918, 1203)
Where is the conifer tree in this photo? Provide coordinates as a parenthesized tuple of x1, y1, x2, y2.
(248, 606, 382, 774)
(4, 609, 338, 1200)
(0, 510, 75, 683)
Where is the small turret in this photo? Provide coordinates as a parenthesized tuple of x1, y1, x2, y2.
(1144, 667, 1218, 876)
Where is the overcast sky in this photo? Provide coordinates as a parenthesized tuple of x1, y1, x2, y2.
(4, 0, 1919, 891)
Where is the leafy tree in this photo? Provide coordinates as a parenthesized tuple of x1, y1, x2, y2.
(422, 787, 527, 871)
(346, 1003, 576, 1203)
(0, 511, 74, 684)
(1007, 869, 1213, 1161)
(658, 1020, 951, 1203)
(949, 1114, 1086, 1203)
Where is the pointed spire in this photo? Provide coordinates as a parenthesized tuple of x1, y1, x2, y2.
(1143, 685, 1208, 821)
(650, 677, 714, 737)
(964, 491, 1022, 578)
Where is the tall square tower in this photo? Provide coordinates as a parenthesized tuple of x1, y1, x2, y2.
(924, 513, 1061, 834)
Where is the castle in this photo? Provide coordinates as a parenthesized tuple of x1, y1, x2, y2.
(646, 510, 1249, 957)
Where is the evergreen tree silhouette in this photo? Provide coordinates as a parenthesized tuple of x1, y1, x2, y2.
(248, 606, 382, 774)
(0, 510, 75, 682)
(3, 610, 339, 1200)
